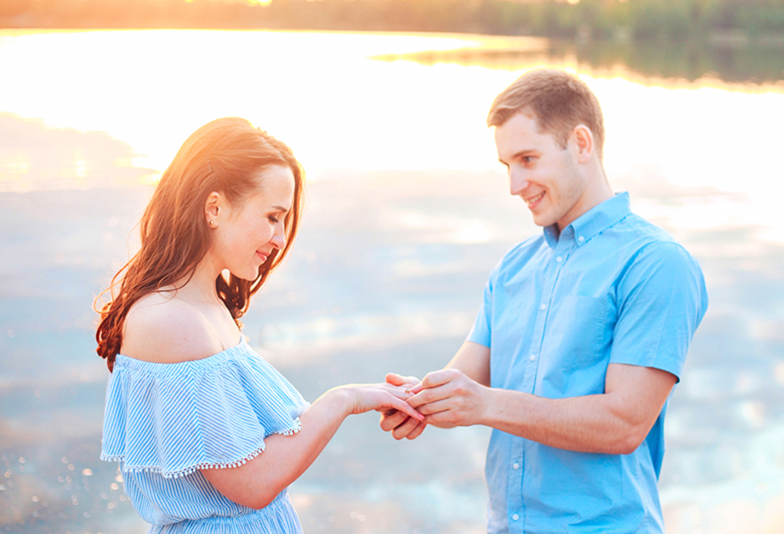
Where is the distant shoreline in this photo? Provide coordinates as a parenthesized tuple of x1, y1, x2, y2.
(2, 26, 783, 87)
(2, 25, 784, 49)
(3, 0, 784, 44)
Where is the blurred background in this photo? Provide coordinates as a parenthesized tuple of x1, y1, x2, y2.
(1, 1, 783, 533)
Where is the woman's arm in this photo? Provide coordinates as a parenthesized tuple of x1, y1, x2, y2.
(201, 384, 422, 509)
(123, 300, 422, 510)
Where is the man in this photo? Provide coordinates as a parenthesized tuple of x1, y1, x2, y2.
(380, 69, 708, 533)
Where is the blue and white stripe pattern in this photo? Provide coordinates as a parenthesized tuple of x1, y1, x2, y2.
(101, 337, 310, 533)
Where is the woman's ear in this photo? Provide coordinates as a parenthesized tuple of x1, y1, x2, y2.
(204, 191, 222, 227)
(571, 124, 594, 164)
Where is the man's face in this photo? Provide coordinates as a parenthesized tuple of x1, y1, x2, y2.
(495, 112, 588, 231)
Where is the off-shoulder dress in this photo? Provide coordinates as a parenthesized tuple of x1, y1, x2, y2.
(100, 336, 310, 534)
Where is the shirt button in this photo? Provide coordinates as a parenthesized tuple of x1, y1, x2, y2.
(512, 514, 520, 521)
(556, 256, 563, 263)
(513, 462, 520, 470)
(540, 303, 547, 311)
(578, 235, 585, 243)
(529, 354, 536, 361)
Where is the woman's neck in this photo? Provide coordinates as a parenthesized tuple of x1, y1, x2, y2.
(173, 254, 225, 306)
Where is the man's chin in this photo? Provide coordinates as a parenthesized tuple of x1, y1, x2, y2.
(531, 214, 556, 228)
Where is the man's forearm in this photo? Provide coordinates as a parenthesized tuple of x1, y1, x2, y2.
(480, 364, 677, 454)
(445, 341, 491, 387)
(415, 363, 676, 454)
(481, 388, 645, 454)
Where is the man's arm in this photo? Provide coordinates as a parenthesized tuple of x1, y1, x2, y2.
(379, 341, 490, 439)
(408, 362, 676, 454)
(405, 241, 703, 453)
(447, 340, 491, 386)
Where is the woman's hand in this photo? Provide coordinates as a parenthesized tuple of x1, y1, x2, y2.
(378, 373, 428, 440)
(339, 383, 424, 422)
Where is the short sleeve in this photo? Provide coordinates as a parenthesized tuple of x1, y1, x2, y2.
(609, 242, 708, 381)
(467, 275, 494, 348)
(100, 343, 310, 479)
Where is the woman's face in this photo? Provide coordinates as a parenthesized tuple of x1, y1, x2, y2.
(208, 165, 296, 281)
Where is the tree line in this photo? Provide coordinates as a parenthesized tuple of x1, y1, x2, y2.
(2, 0, 784, 40)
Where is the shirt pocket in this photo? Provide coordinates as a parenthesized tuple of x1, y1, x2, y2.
(540, 296, 611, 395)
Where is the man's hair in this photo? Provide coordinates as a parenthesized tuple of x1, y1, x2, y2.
(487, 69, 605, 159)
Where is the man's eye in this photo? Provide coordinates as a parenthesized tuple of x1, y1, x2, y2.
(523, 156, 535, 164)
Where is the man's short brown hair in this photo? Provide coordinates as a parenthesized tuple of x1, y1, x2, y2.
(487, 69, 605, 159)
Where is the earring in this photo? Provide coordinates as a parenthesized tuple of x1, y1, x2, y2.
(209, 220, 217, 228)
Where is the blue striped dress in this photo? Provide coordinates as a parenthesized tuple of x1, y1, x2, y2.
(100, 336, 310, 534)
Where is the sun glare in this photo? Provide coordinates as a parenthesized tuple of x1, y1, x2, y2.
(0, 29, 781, 240)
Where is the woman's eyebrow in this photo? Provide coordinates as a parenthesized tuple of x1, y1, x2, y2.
(269, 205, 290, 212)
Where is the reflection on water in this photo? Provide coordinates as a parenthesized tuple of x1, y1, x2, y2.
(0, 114, 155, 192)
(375, 37, 784, 87)
(1, 30, 783, 534)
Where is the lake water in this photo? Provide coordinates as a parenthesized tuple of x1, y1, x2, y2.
(1, 29, 783, 534)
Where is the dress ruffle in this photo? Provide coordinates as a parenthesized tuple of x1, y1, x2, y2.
(100, 338, 310, 479)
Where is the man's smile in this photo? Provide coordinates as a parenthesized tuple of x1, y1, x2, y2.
(525, 191, 546, 208)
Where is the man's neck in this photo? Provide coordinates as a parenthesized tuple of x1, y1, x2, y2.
(556, 160, 612, 232)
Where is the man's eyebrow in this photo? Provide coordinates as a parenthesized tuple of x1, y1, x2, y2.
(499, 149, 537, 165)
(511, 149, 537, 159)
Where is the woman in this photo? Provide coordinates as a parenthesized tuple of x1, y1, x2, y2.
(95, 117, 423, 534)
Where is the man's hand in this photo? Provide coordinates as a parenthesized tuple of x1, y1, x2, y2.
(407, 369, 489, 428)
(379, 373, 427, 440)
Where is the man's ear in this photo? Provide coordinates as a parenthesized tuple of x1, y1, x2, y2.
(571, 124, 594, 164)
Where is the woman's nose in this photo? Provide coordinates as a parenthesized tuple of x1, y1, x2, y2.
(270, 227, 286, 250)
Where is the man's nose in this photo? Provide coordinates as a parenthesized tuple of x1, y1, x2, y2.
(509, 170, 530, 196)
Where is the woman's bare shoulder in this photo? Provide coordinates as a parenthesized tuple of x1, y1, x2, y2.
(121, 292, 224, 363)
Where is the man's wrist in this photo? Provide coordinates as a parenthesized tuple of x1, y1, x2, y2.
(478, 387, 529, 432)
(477, 384, 497, 427)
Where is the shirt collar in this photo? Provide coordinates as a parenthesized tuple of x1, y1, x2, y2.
(543, 192, 631, 249)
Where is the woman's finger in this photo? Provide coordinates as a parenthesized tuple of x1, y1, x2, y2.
(383, 384, 414, 400)
(388, 395, 424, 421)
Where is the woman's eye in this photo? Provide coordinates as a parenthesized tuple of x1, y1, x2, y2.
(268, 216, 279, 224)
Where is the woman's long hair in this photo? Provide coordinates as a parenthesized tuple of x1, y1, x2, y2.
(95, 117, 305, 371)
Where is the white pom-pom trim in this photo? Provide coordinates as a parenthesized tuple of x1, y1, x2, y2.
(100, 418, 303, 479)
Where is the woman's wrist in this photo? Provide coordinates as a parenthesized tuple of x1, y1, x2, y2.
(321, 386, 356, 419)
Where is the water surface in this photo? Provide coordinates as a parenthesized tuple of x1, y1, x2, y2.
(1, 29, 783, 534)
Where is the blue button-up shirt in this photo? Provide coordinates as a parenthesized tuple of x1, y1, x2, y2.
(468, 193, 707, 534)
